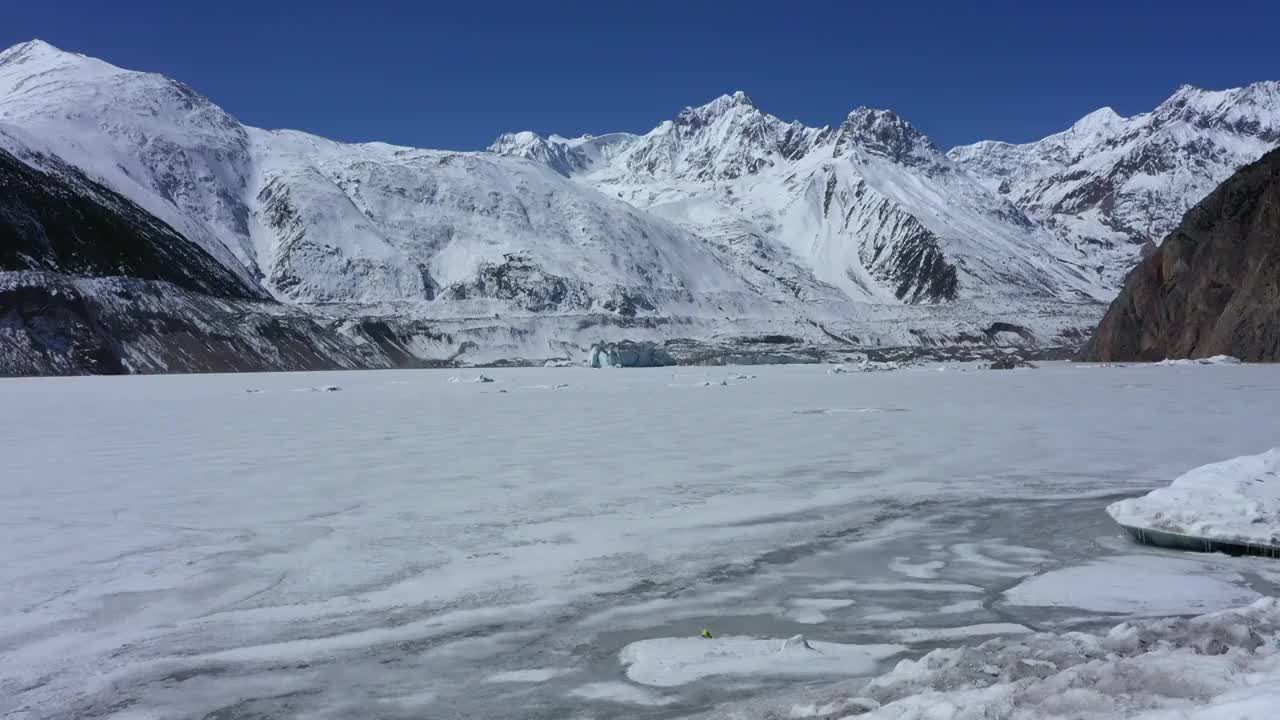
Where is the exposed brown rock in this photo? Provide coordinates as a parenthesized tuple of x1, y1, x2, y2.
(1082, 148, 1280, 361)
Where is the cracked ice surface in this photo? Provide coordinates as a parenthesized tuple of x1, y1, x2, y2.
(2, 362, 1279, 719)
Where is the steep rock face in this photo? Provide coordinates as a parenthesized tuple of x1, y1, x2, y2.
(0, 40, 261, 285)
(0, 131, 372, 376)
(0, 136, 263, 300)
(951, 83, 1280, 290)
(1081, 148, 1280, 361)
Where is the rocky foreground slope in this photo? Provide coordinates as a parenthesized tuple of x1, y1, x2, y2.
(1082, 147, 1280, 361)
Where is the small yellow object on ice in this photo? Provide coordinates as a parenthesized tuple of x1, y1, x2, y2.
(700, 628, 713, 639)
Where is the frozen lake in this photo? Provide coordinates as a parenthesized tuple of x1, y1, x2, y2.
(2, 362, 1279, 719)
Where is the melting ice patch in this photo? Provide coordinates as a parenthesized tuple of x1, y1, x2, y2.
(486, 668, 572, 683)
(569, 681, 675, 706)
(1002, 554, 1260, 614)
(814, 580, 984, 594)
(887, 558, 945, 579)
(889, 622, 1032, 643)
(783, 597, 856, 624)
(619, 635, 905, 687)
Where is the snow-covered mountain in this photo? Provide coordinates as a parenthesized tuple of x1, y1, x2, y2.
(950, 82, 1280, 288)
(0, 40, 774, 319)
(12, 38, 1271, 374)
(490, 92, 1107, 305)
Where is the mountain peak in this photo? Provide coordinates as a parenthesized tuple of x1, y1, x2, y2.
(0, 39, 68, 65)
(836, 107, 938, 164)
(677, 91, 759, 126)
(1070, 106, 1124, 134)
(490, 130, 545, 151)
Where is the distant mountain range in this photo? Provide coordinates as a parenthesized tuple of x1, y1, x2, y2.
(1, 39, 1277, 374)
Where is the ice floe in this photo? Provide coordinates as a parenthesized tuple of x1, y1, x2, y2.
(1108, 448, 1280, 549)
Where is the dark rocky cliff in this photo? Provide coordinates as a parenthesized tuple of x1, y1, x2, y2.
(1082, 148, 1280, 361)
(0, 148, 373, 375)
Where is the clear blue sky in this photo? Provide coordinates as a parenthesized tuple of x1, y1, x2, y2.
(6, 0, 1279, 150)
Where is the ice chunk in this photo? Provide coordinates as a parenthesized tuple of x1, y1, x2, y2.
(1157, 355, 1242, 366)
(619, 634, 905, 687)
(828, 360, 900, 375)
(589, 341, 675, 368)
(1107, 448, 1280, 548)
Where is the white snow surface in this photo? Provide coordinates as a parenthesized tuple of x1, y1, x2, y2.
(1107, 449, 1280, 547)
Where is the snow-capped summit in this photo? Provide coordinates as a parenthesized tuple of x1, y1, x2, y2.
(1070, 105, 1124, 133)
(950, 81, 1280, 289)
(487, 129, 637, 177)
(834, 107, 939, 168)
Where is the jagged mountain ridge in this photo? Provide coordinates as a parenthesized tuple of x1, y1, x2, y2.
(489, 92, 1108, 305)
(950, 81, 1280, 289)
